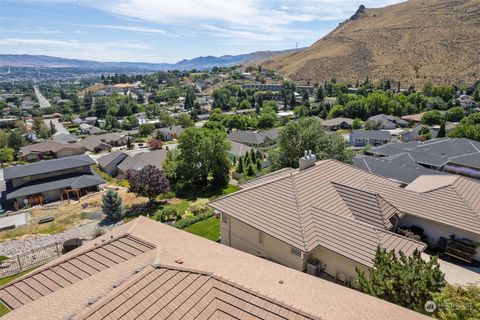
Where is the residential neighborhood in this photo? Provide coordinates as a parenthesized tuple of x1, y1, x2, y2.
(1, 0, 480, 319)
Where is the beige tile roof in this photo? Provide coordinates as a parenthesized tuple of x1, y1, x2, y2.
(210, 160, 421, 264)
(305, 207, 425, 268)
(0, 217, 429, 320)
(378, 175, 480, 234)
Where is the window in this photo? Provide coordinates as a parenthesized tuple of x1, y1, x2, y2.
(290, 246, 302, 257)
(221, 213, 228, 224)
(258, 231, 263, 244)
(22, 176, 31, 182)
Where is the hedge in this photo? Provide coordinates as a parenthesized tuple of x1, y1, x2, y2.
(174, 212, 213, 229)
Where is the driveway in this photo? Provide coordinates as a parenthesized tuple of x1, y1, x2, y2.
(423, 253, 480, 285)
(44, 118, 68, 135)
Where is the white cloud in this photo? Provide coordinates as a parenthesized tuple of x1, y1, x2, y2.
(97, 25, 166, 34)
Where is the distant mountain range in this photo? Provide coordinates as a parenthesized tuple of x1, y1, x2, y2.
(0, 48, 300, 71)
(263, 0, 480, 85)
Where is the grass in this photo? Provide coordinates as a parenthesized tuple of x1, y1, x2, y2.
(163, 199, 189, 214)
(184, 216, 220, 241)
(0, 268, 38, 317)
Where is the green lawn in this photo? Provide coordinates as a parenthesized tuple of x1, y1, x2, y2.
(0, 268, 36, 316)
(184, 217, 220, 241)
(163, 199, 189, 214)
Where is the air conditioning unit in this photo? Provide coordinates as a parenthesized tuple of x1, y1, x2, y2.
(306, 260, 321, 276)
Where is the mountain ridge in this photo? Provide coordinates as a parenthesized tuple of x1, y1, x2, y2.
(0, 48, 300, 71)
(261, 0, 480, 86)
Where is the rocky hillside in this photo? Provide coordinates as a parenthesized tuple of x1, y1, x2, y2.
(262, 0, 480, 86)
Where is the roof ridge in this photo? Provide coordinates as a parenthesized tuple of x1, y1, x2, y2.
(448, 185, 480, 222)
(290, 173, 308, 252)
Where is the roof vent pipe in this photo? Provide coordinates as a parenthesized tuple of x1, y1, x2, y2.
(299, 150, 317, 171)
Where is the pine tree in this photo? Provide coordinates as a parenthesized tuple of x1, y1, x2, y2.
(250, 149, 256, 162)
(437, 121, 446, 138)
(357, 247, 445, 312)
(289, 94, 296, 109)
(102, 190, 123, 221)
(302, 91, 309, 103)
(246, 164, 255, 176)
(236, 156, 244, 173)
(127, 137, 133, 150)
(315, 86, 325, 102)
(49, 121, 56, 135)
(256, 158, 261, 171)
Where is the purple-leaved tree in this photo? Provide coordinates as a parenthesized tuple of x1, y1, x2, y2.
(128, 165, 170, 202)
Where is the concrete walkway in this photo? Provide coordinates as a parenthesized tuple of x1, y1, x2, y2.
(423, 253, 480, 285)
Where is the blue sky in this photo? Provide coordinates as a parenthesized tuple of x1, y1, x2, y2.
(0, 0, 403, 63)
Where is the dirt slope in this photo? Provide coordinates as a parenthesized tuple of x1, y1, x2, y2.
(262, 0, 480, 86)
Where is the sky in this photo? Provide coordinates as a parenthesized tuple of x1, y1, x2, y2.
(0, 0, 403, 63)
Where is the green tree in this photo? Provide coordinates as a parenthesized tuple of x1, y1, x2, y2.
(158, 111, 176, 127)
(184, 86, 196, 110)
(274, 117, 353, 169)
(437, 122, 446, 138)
(8, 130, 26, 151)
(49, 121, 56, 135)
(421, 110, 444, 125)
(95, 97, 108, 118)
(236, 156, 244, 173)
(432, 284, 480, 320)
(171, 127, 230, 189)
(139, 123, 155, 137)
(102, 190, 123, 221)
(239, 99, 251, 109)
(177, 113, 194, 127)
(0, 147, 14, 165)
(352, 118, 363, 129)
(294, 105, 308, 118)
(444, 107, 464, 122)
(316, 86, 325, 102)
(257, 112, 276, 129)
(357, 247, 445, 313)
(246, 164, 255, 176)
(418, 126, 432, 140)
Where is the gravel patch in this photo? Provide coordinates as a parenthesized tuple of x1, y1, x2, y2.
(0, 220, 122, 258)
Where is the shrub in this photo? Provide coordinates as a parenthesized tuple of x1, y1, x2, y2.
(173, 212, 213, 229)
(186, 198, 210, 216)
(158, 207, 177, 222)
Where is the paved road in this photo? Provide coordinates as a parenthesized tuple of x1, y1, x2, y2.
(33, 85, 51, 109)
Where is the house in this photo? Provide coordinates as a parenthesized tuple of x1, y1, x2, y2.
(401, 112, 425, 124)
(84, 117, 98, 125)
(227, 140, 252, 163)
(78, 124, 106, 135)
(2, 155, 104, 209)
(157, 125, 184, 141)
(19, 141, 86, 162)
(0, 216, 429, 320)
(371, 175, 480, 261)
(96, 151, 129, 176)
(77, 136, 112, 153)
(349, 130, 391, 147)
(368, 138, 480, 177)
(318, 117, 354, 130)
(210, 158, 426, 282)
(400, 125, 439, 142)
(116, 150, 167, 173)
(353, 154, 445, 185)
(52, 133, 78, 144)
(0, 117, 17, 128)
(228, 128, 278, 147)
(367, 114, 409, 129)
(78, 133, 127, 153)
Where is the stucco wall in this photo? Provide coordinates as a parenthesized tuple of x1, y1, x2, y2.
(56, 148, 84, 158)
(221, 214, 304, 270)
(307, 246, 369, 286)
(0, 211, 30, 228)
(400, 215, 480, 260)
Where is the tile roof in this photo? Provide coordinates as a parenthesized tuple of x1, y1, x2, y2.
(367, 177, 480, 235)
(319, 117, 354, 127)
(350, 130, 391, 141)
(20, 141, 84, 157)
(116, 150, 167, 172)
(96, 150, 128, 168)
(0, 235, 154, 310)
(0, 217, 429, 320)
(353, 153, 446, 184)
(210, 160, 421, 263)
(369, 138, 480, 169)
(228, 129, 278, 146)
(228, 140, 252, 157)
(3, 155, 96, 180)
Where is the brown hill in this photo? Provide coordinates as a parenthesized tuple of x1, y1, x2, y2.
(262, 0, 480, 86)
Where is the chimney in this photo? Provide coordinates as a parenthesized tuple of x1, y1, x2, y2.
(299, 150, 317, 171)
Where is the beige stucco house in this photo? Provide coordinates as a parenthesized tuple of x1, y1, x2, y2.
(210, 158, 426, 286)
